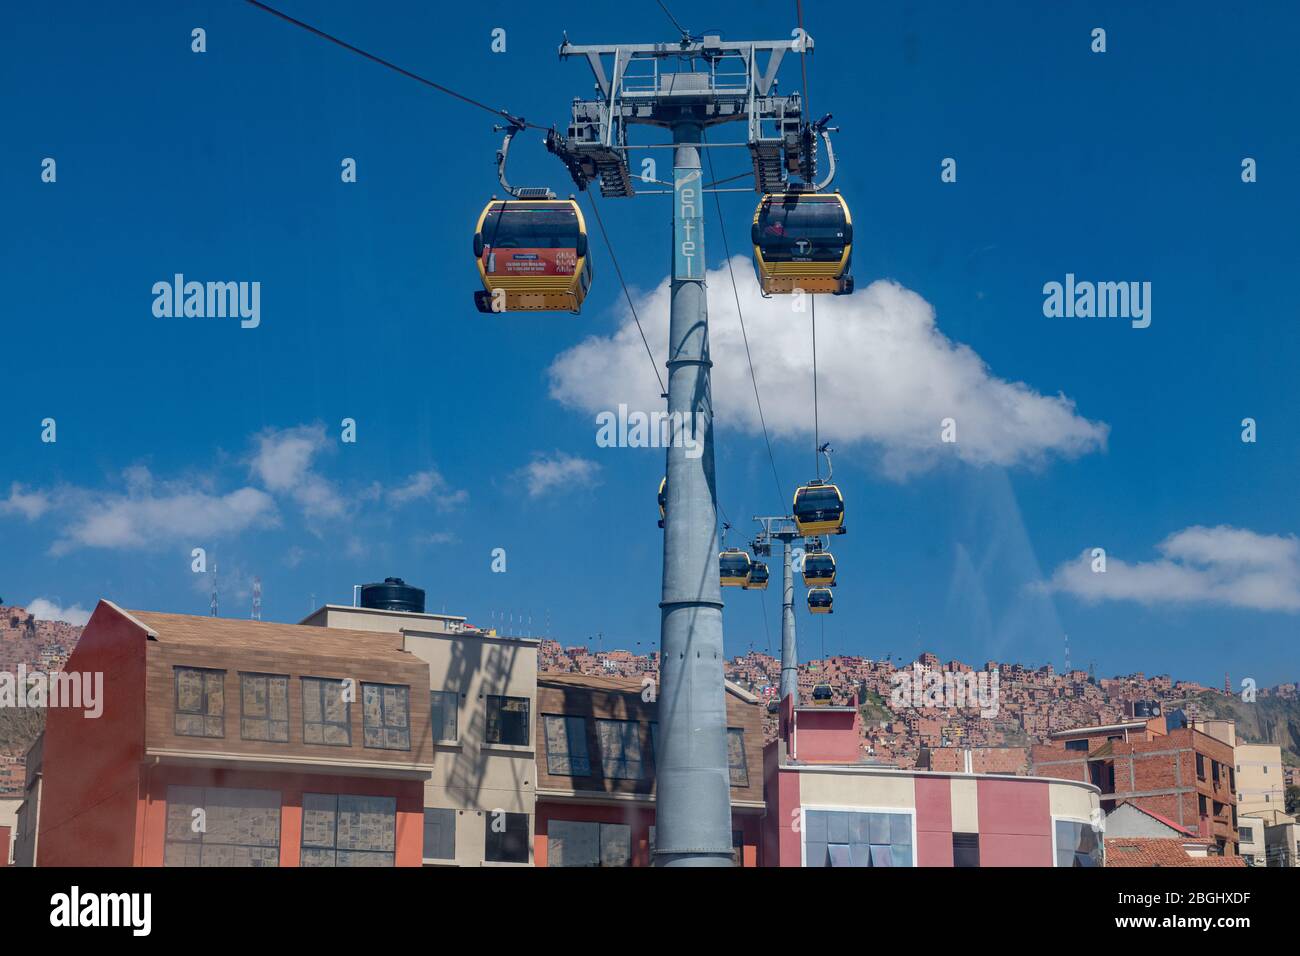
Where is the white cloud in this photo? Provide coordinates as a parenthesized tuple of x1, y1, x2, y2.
(26, 598, 92, 626)
(52, 475, 278, 554)
(1, 483, 51, 520)
(386, 469, 468, 509)
(249, 423, 345, 519)
(548, 263, 1108, 478)
(418, 531, 459, 546)
(520, 452, 601, 498)
(1045, 525, 1300, 612)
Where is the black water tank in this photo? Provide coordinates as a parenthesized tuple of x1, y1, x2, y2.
(1133, 700, 1161, 718)
(359, 577, 425, 613)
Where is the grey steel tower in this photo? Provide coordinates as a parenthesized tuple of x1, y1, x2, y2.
(552, 33, 823, 866)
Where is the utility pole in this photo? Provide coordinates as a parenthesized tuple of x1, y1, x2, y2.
(210, 558, 219, 617)
(553, 32, 817, 867)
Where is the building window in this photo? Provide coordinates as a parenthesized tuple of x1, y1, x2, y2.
(1196, 753, 1206, 779)
(727, 728, 749, 788)
(163, 786, 280, 867)
(484, 811, 529, 863)
(1054, 819, 1103, 867)
(429, 690, 458, 743)
(302, 677, 351, 746)
(547, 820, 631, 867)
(596, 719, 648, 780)
(543, 715, 592, 776)
(803, 809, 913, 867)
(953, 832, 980, 868)
(240, 673, 289, 742)
(301, 793, 396, 867)
(485, 695, 530, 746)
(1199, 794, 1208, 815)
(423, 808, 456, 862)
(1239, 824, 1254, 842)
(1064, 739, 1088, 752)
(362, 682, 410, 750)
(174, 666, 225, 738)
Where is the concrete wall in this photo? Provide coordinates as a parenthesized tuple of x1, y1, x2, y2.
(1237, 814, 1268, 864)
(301, 604, 464, 636)
(0, 796, 19, 866)
(403, 627, 538, 867)
(1105, 801, 1184, 838)
(308, 604, 539, 866)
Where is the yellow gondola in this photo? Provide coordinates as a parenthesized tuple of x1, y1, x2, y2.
(793, 480, 845, 537)
(802, 549, 836, 587)
(807, 586, 834, 614)
(744, 561, 770, 590)
(657, 476, 666, 528)
(751, 191, 853, 296)
(473, 198, 592, 313)
(811, 682, 834, 704)
(720, 548, 752, 587)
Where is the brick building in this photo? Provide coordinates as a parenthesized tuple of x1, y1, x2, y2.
(920, 747, 1029, 775)
(1031, 715, 1239, 855)
(532, 673, 765, 866)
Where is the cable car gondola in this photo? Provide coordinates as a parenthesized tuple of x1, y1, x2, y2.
(657, 476, 666, 528)
(802, 549, 836, 587)
(473, 198, 593, 313)
(793, 480, 845, 537)
(807, 586, 834, 614)
(744, 561, 770, 591)
(751, 192, 853, 296)
(719, 548, 753, 587)
(811, 682, 834, 704)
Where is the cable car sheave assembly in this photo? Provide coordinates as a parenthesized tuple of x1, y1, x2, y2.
(472, 33, 854, 315)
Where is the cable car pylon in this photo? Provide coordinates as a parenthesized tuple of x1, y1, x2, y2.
(751, 516, 804, 709)
(549, 29, 832, 867)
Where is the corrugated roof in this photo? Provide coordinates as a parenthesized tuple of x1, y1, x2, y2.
(126, 609, 412, 664)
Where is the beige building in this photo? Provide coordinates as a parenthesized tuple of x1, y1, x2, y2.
(0, 796, 20, 866)
(304, 603, 539, 867)
(1236, 743, 1285, 816)
(1232, 744, 1290, 866)
(10, 732, 42, 867)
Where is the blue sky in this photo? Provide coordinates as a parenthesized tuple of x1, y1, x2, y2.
(2, 1, 1298, 687)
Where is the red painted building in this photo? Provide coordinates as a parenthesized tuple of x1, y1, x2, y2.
(763, 696, 1104, 866)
